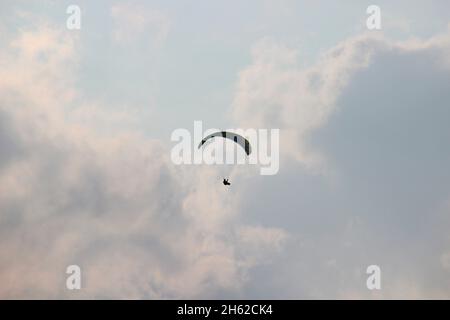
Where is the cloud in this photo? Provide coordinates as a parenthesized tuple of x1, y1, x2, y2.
(232, 30, 450, 298)
(0, 20, 288, 298)
(232, 35, 382, 170)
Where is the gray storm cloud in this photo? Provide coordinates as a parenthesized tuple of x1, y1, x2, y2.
(231, 31, 450, 298)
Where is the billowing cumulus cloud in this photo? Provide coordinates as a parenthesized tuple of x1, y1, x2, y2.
(0, 20, 287, 299)
(232, 35, 386, 169)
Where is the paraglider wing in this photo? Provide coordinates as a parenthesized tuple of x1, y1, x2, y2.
(198, 131, 251, 155)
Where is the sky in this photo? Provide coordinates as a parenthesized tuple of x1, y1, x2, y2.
(0, 0, 450, 299)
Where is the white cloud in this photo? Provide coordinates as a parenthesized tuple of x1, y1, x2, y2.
(232, 35, 386, 171)
(0, 20, 288, 298)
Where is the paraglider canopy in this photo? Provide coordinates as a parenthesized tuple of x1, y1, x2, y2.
(198, 131, 251, 155)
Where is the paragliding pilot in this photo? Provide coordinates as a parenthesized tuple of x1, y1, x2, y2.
(223, 179, 231, 186)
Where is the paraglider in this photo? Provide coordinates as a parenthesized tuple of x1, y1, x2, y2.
(198, 131, 252, 185)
